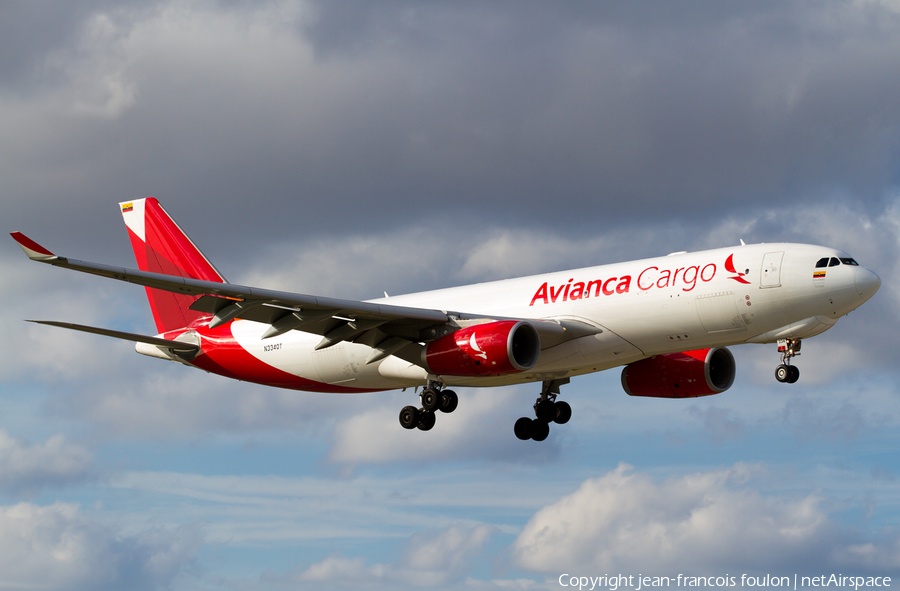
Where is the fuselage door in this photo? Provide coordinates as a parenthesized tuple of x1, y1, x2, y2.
(760, 251, 784, 288)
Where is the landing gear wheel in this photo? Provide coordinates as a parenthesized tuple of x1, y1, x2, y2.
(514, 417, 534, 441)
(553, 401, 572, 425)
(787, 365, 800, 383)
(775, 364, 790, 383)
(399, 406, 419, 430)
(439, 389, 458, 413)
(535, 399, 557, 422)
(416, 410, 436, 431)
(775, 338, 802, 384)
(531, 420, 550, 442)
(421, 387, 441, 412)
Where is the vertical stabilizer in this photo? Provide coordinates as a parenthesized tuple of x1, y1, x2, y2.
(120, 198, 227, 333)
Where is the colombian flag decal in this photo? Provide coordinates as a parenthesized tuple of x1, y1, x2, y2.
(813, 271, 826, 278)
(122, 203, 133, 213)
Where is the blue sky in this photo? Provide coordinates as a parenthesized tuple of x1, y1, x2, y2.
(1, 1, 900, 589)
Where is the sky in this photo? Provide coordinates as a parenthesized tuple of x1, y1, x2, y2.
(1, 1, 900, 589)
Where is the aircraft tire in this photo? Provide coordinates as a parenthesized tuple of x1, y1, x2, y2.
(553, 401, 572, 425)
(439, 389, 459, 413)
(399, 406, 419, 429)
(531, 420, 550, 442)
(787, 365, 800, 383)
(421, 388, 441, 411)
(417, 410, 436, 431)
(514, 417, 533, 440)
(775, 364, 790, 383)
(535, 399, 556, 422)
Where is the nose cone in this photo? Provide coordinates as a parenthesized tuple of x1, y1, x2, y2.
(855, 267, 881, 301)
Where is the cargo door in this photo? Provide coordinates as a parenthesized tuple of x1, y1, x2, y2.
(760, 251, 784, 288)
(696, 291, 747, 334)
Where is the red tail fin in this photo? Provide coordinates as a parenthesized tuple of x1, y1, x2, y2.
(120, 198, 226, 333)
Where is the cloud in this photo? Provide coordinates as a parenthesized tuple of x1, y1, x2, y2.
(54, 367, 374, 440)
(60, 13, 138, 120)
(0, 248, 147, 382)
(512, 463, 900, 575)
(0, 430, 92, 495)
(2, 2, 900, 590)
(107, 463, 569, 551)
(282, 523, 496, 589)
(0, 501, 201, 591)
(4, 0, 900, 249)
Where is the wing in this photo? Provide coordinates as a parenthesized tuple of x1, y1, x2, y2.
(11, 232, 599, 365)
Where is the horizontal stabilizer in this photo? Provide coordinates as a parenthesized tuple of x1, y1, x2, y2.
(26, 320, 200, 351)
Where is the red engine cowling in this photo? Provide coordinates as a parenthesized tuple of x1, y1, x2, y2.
(621, 347, 735, 398)
(425, 320, 541, 377)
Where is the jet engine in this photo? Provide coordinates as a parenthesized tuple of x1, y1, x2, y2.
(621, 347, 735, 398)
(425, 320, 541, 377)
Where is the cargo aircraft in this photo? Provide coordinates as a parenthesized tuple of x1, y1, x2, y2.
(11, 199, 881, 441)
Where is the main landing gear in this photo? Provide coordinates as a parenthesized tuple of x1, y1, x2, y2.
(514, 378, 572, 442)
(775, 338, 801, 384)
(398, 381, 459, 431)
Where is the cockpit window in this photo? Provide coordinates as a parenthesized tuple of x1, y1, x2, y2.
(829, 257, 841, 267)
(815, 257, 829, 268)
(840, 257, 859, 266)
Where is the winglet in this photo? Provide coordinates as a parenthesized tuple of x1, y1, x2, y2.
(10, 232, 57, 262)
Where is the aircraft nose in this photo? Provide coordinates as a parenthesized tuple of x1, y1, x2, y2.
(855, 267, 881, 301)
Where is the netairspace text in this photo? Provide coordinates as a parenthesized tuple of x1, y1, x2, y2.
(558, 574, 892, 591)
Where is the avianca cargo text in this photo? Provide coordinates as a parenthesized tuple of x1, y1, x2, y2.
(529, 261, 720, 306)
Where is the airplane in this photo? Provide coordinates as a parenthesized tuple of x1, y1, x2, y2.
(11, 198, 881, 441)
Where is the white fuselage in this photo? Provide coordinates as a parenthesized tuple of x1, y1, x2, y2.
(210, 243, 879, 391)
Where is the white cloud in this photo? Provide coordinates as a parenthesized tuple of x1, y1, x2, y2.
(238, 229, 466, 299)
(107, 464, 571, 550)
(512, 463, 900, 575)
(0, 501, 200, 591)
(0, 430, 92, 495)
(287, 523, 496, 588)
(403, 524, 495, 573)
(457, 231, 602, 282)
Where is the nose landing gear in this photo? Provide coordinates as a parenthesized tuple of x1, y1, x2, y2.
(775, 338, 801, 384)
(514, 378, 572, 441)
(398, 381, 459, 431)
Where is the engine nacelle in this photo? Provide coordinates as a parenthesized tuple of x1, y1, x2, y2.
(621, 347, 735, 398)
(425, 320, 541, 377)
